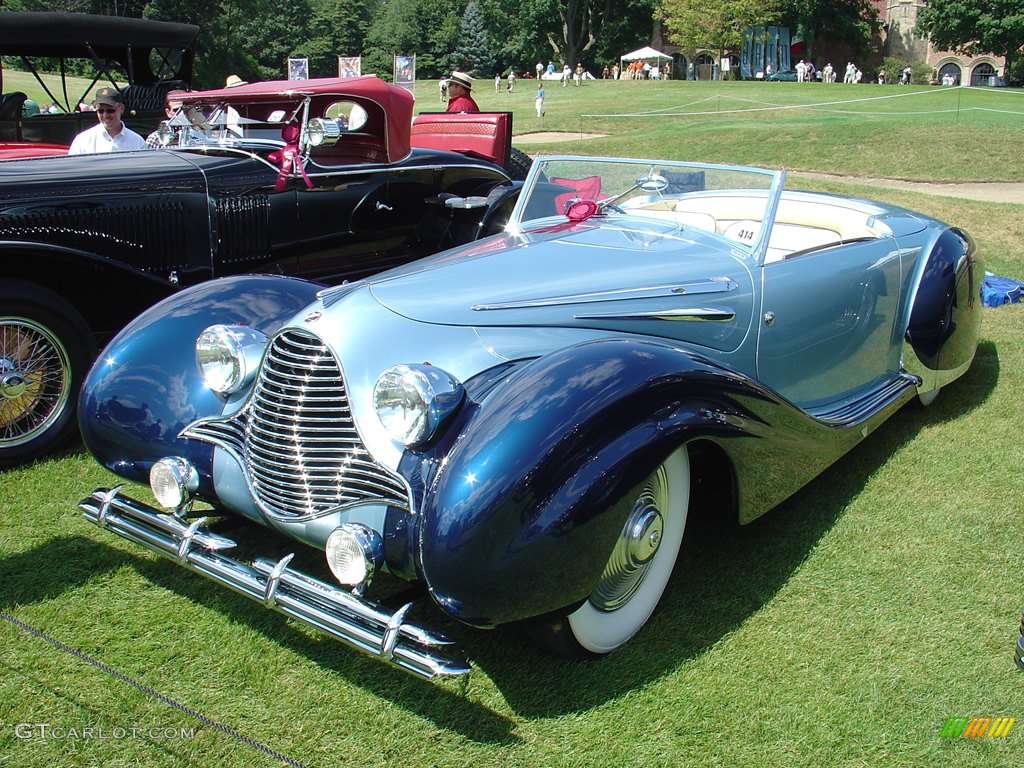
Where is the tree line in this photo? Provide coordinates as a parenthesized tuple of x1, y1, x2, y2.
(5, 0, 1020, 88)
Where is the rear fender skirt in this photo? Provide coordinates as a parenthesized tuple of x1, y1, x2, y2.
(903, 227, 982, 391)
(78, 275, 322, 490)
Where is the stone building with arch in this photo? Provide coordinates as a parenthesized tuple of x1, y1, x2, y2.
(880, 0, 1008, 85)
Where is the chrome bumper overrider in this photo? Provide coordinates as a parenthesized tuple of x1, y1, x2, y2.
(79, 487, 470, 680)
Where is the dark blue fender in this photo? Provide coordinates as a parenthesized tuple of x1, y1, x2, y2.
(78, 274, 322, 490)
(906, 227, 981, 373)
(415, 338, 767, 628)
(414, 337, 919, 628)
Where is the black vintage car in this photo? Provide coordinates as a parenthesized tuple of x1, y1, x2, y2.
(0, 75, 521, 466)
(0, 11, 198, 146)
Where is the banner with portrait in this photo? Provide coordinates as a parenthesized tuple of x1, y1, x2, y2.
(394, 54, 415, 94)
(338, 57, 361, 78)
(288, 57, 309, 81)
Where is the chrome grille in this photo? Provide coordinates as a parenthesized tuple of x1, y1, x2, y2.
(185, 329, 410, 519)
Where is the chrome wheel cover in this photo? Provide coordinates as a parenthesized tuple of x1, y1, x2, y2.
(589, 479, 667, 612)
(567, 446, 690, 654)
(0, 317, 72, 448)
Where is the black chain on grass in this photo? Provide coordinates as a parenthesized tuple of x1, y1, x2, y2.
(1, 608, 308, 768)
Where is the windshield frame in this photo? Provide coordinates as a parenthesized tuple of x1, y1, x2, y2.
(510, 155, 786, 264)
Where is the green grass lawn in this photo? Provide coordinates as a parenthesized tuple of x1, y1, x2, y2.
(2, 79, 1024, 768)
(1, 69, 109, 111)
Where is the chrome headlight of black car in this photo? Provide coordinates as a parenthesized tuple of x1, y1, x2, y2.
(195, 324, 269, 395)
(154, 120, 175, 146)
(374, 364, 465, 447)
(305, 117, 345, 147)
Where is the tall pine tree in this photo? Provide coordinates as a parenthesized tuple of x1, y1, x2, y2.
(454, 1, 496, 76)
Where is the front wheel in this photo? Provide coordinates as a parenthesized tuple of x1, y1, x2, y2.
(529, 446, 690, 657)
(0, 281, 95, 467)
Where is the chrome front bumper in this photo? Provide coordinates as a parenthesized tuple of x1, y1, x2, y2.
(79, 487, 470, 680)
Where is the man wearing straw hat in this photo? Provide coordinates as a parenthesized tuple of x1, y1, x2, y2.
(445, 71, 479, 113)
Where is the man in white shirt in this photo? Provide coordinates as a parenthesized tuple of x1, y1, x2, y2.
(68, 87, 147, 155)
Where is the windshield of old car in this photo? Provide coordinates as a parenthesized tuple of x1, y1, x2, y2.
(511, 156, 783, 258)
(172, 99, 305, 147)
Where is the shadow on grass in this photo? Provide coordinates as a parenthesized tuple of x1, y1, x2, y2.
(0, 533, 520, 746)
(0, 343, 997, 738)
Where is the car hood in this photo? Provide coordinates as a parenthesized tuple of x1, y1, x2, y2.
(364, 216, 756, 353)
(0, 149, 211, 200)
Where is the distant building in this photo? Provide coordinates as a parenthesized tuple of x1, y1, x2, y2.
(877, 0, 1006, 85)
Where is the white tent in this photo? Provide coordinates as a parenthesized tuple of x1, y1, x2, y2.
(618, 46, 672, 79)
(620, 46, 672, 61)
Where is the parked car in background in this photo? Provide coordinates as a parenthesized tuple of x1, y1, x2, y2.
(0, 11, 198, 147)
(0, 75, 525, 466)
(78, 155, 982, 679)
(765, 69, 799, 82)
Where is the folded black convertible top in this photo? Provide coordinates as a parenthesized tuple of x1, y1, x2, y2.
(0, 11, 198, 57)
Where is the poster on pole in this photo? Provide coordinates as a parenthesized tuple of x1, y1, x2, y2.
(394, 54, 415, 94)
(288, 57, 309, 81)
(338, 56, 361, 78)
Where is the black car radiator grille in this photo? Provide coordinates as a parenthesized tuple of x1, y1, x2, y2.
(185, 329, 410, 520)
(0, 202, 189, 271)
(215, 195, 271, 265)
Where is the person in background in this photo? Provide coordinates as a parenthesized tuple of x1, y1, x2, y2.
(222, 75, 247, 137)
(445, 72, 479, 113)
(68, 87, 146, 155)
(535, 82, 545, 117)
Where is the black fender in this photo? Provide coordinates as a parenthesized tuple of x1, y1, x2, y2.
(416, 338, 770, 628)
(78, 274, 322, 489)
(0, 240, 176, 340)
(904, 227, 982, 387)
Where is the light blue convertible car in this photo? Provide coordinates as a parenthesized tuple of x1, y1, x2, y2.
(78, 156, 982, 680)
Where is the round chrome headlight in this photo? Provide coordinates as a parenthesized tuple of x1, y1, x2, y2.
(305, 117, 344, 147)
(195, 325, 268, 395)
(150, 457, 199, 510)
(373, 364, 464, 447)
(325, 524, 383, 587)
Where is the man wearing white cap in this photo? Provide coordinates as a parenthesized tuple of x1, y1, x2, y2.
(68, 87, 147, 155)
(445, 72, 479, 113)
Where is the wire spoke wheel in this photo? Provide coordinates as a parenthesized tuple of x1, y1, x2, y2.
(1, 316, 73, 448)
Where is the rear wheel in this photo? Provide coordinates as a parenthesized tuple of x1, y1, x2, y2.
(0, 281, 95, 467)
(506, 147, 532, 181)
(529, 446, 690, 657)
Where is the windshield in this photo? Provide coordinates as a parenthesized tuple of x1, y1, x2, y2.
(511, 156, 784, 259)
(171, 99, 306, 147)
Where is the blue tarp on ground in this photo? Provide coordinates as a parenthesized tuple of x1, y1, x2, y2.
(981, 273, 1024, 306)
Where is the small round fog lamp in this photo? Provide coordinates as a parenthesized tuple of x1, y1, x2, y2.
(325, 524, 383, 587)
(150, 457, 199, 510)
